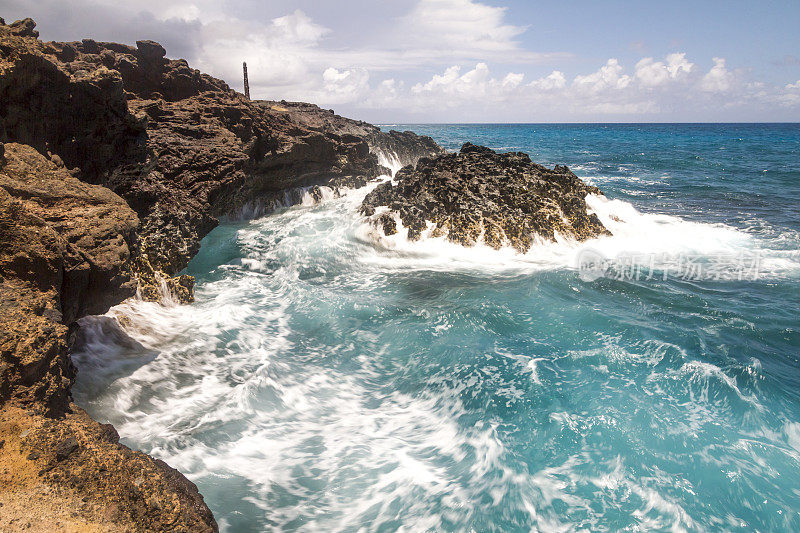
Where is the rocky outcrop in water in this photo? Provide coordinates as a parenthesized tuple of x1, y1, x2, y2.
(361, 143, 610, 251)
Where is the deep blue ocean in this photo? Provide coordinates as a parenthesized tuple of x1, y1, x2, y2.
(74, 124, 800, 531)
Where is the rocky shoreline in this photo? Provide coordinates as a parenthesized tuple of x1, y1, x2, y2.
(0, 17, 441, 531)
(0, 16, 608, 531)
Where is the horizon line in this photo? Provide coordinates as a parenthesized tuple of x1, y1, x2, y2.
(373, 121, 800, 125)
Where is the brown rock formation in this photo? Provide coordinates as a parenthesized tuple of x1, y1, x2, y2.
(0, 143, 137, 415)
(0, 21, 443, 275)
(0, 405, 215, 532)
(256, 100, 445, 169)
(0, 144, 216, 530)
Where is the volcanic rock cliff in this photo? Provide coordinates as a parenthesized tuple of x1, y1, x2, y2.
(361, 143, 610, 250)
(0, 17, 442, 275)
(0, 17, 442, 531)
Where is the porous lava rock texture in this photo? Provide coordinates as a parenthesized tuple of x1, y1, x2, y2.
(361, 143, 611, 251)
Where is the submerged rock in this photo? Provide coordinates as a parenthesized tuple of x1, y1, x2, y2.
(361, 143, 611, 252)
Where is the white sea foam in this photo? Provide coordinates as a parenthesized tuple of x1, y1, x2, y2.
(227, 184, 341, 221)
(374, 148, 404, 176)
(353, 190, 800, 279)
(226, 149, 403, 223)
(71, 164, 799, 531)
(75, 290, 513, 530)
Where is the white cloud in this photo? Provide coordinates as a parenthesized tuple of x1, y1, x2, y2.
(412, 65, 462, 94)
(321, 67, 370, 103)
(402, 0, 525, 55)
(779, 80, 800, 106)
(573, 59, 631, 93)
(101, 0, 563, 102)
(271, 9, 329, 43)
(356, 53, 800, 120)
(529, 71, 567, 91)
(409, 63, 528, 108)
(635, 53, 694, 87)
(363, 78, 408, 109)
(701, 57, 734, 92)
(502, 72, 525, 89)
(412, 63, 492, 100)
(8, 0, 800, 120)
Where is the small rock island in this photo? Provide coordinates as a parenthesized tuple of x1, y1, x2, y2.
(361, 143, 611, 251)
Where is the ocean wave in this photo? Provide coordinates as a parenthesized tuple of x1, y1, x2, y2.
(353, 192, 799, 279)
(74, 286, 518, 531)
(221, 149, 404, 223)
(375, 148, 403, 176)
(69, 125, 800, 532)
(71, 179, 800, 530)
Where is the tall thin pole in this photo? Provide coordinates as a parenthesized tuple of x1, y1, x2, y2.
(243, 62, 250, 100)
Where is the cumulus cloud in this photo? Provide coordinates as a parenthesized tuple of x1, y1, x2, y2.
(573, 59, 632, 93)
(410, 63, 528, 107)
(5, 0, 800, 120)
(529, 71, 567, 91)
(321, 67, 370, 103)
(701, 57, 734, 92)
(502, 72, 525, 89)
(634, 53, 694, 87)
(361, 55, 800, 121)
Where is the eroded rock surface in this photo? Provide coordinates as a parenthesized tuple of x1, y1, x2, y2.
(256, 100, 445, 168)
(0, 405, 216, 532)
(361, 143, 611, 251)
(0, 144, 215, 531)
(0, 143, 137, 415)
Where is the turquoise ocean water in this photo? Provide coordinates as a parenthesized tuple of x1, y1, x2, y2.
(74, 124, 800, 531)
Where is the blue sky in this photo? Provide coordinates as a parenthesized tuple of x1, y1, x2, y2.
(4, 0, 800, 122)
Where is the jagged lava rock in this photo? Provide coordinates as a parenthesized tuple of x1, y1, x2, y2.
(0, 16, 445, 530)
(361, 143, 611, 251)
